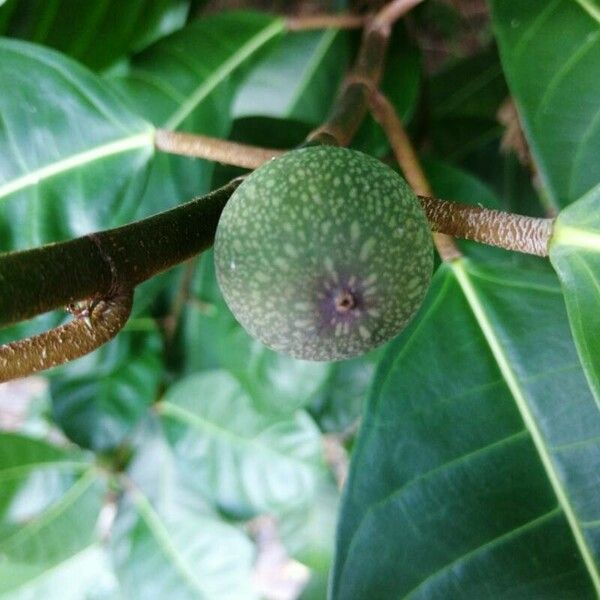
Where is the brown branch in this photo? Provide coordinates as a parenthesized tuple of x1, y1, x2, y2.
(0, 288, 133, 382)
(419, 197, 554, 257)
(155, 129, 284, 169)
(307, 0, 421, 147)
(286, 13, 365, 31)
(373, 0, 425, 29)
(369, 89, 462, 262)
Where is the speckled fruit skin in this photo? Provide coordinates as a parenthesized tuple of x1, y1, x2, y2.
(214, 146, 433, 361)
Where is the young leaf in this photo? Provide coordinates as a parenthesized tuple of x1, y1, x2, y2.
(489, 0, 600, 208)
(332, 262, 600, 598)
(0, 39, 154, 253)
(550, 183, 600, 409)
(158, 370, 324, 517)
(0, 433, 107, 596)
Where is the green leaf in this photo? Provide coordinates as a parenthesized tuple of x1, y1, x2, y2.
(489, 0, 600, 207)
(550, 183, 600, 409)
(332, 261, 600, 598)
(278, 478, 340, 572)
(159, 370, 324, 517)
(112, 494, 257, 600)
(0, 0, 190, 70)
(0, 38, 154, 253)
(0, 433, 107, 596)
(109, 11, 285, 218)
(428, 47, 507, 163)
(308, 353, 379, 434)
(49, 321, 164, 451)
(233, 29, 350, 125)
(0, 545, 118, 600)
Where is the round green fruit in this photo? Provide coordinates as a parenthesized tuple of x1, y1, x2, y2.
(214, 146, 433, 361)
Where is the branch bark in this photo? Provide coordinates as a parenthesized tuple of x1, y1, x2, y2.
(307, 0, 422, 147)
(0, 288, 133, 383)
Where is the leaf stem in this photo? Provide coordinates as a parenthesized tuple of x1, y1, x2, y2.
(155, 129, 284, 168)
(286, 13, 365, 31)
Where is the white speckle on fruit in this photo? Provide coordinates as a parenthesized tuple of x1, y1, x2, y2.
(359, 325, 371, 340)
(284, 243, 297, 258)
(359, 238, 376, 261)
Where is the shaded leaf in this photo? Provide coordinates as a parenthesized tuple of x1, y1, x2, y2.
(308, 353, 378, 435)
(490, 0, 600, 207)
(233, 28, 350, 125)
(0, 434, 107, 596)
(50, 320, 164, 451)
(0, 0, 190, 70)
(428, 46, 507, 163)
(159, 370, 324, 517)
(333, 261, 600, 598)
(550, 183, 600, 409)
(278, 478, 340, 572)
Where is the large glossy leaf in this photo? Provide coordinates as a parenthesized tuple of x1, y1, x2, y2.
(175, 251, 331, 414)
(550, 183, 600, 409)
(0, 38, 154, 252)
(332, 261, 600, 598)
(489, 0, 600, 208)
(0, 433, 107, 596)
(0, 0, 190, 70)
(158, 370, 324, 517)
(111, 426, 257, 600)
(110, 11, 285, 218)
(233, 29, 350, 125)
(50, 321, 164, 451)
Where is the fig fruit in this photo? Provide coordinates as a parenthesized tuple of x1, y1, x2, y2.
(214, 146, 433, 361)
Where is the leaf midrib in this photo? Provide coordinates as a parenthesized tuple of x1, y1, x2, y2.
(0, 468, 98, 550)
(552, 224, 600, 252)
(164, 18, 285, 129)
(286, 29, 339, 117)
(131, 488, 211, 598)
(159, 401, 315, 470)
(451, 258, 600, 593)
(0, 460, 89, 482)
(0, 131, 154, 202)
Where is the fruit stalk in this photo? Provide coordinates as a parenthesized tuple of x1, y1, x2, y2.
(155, 129, 284, 167)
